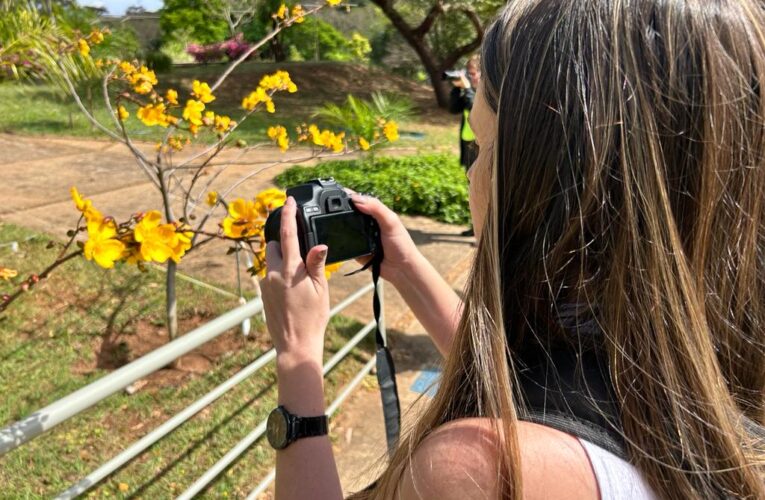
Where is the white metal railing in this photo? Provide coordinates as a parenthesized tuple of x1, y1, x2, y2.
(0, 280, 382, 499)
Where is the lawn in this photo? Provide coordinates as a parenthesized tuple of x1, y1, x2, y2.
(0, 222, 376, 498)
(0, 61, 459, 152)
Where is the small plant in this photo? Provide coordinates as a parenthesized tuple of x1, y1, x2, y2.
(275, 153, 470, 224)
(314, 92, 413, 151)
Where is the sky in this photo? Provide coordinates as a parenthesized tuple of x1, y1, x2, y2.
(79, 0, 164, 15)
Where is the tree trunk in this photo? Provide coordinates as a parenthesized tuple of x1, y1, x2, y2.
(427, 67, 452, 109)
(159, 170, 179, 342)
(370, 0, 485, 109)
(270, 21, 287, 62)
(166, 260, 178, 340)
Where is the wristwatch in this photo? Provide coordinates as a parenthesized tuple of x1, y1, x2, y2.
(266, 405, 329, 450)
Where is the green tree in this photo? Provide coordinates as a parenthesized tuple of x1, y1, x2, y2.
(370, 0, 504, 107)
(160, 0, 228, 45)
(282, 17, 363, 62)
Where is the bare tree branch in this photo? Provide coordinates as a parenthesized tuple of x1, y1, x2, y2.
(441, 7, 484, 70)
(412, 0, 445, 39)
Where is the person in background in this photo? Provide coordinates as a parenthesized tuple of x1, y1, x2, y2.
(449, 54, 481, 237)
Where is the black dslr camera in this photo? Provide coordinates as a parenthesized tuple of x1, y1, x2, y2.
(442, 69, 466, 81)
(264, 179, 380, 265)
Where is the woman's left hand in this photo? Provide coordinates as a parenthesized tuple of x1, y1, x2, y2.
(262, 196, 330, 367)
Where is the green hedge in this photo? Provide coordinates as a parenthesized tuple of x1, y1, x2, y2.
(274, 154, 470, 224)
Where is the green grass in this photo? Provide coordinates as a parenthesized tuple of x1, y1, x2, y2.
(0, 222, 375, 498)
(0, 61, 458, 152)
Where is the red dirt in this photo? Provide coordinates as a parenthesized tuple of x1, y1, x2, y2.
(71, 314, 271, 393)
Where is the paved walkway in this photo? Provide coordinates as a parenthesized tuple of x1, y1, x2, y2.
(0, 133, 476, 496)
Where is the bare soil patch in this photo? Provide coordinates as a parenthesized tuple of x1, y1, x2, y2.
(70, 314, 271, 393)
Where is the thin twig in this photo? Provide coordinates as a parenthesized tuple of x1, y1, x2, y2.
(0, 250, 82, 313)
(58, 61, 122, 141)
(208, 3, 327, 94)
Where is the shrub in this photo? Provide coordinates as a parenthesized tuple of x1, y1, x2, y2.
(186, 42, 226, 64)
(275, 154, 470, 224)
(282, 17, 361, 62)
(186, 34, 253, 64)
(144, 51, 173, 73)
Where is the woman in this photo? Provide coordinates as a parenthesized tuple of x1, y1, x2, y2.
(262, 0, 765, 498)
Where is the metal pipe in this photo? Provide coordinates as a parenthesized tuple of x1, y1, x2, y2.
(0, 298, 264, 455)
(177, 321, 376, 500)
(245, 357, 378, 500)
(246, 469, 276, 500)
(322, 321, 375, 376)
(176, 421, 268, 500)
(56, 349, 276, 499)
(329, 282, 374, 318)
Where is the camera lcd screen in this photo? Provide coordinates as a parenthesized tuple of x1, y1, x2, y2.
(312, 212, 372, 264)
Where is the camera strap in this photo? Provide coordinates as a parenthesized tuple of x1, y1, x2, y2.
(371, 256, 401, 457)
(346, 253, 401, 456)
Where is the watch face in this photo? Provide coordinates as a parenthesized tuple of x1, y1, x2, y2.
(267, 408, 289, 449)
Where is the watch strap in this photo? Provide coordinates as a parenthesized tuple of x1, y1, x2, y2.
(293, 414, 328, 440)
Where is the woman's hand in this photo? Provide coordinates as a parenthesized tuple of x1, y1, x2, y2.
(351, 194, 423, 286)
(262, 196, 330, 367)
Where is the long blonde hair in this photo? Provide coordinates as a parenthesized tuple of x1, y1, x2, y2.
(355, 1, 765, 498)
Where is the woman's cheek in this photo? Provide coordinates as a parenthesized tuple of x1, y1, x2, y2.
(468, 151, 492, 238)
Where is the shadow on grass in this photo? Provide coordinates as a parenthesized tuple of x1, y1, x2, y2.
(125, 376, 277, 499)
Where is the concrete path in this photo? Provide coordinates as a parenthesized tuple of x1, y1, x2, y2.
(0, 133, 476, 496)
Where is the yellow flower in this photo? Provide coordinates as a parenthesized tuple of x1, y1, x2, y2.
(119, 61, 137, 76)
(206, 191, 218, 207)
(95, 58, 104, 68)
(137, 103, 171, 127)
(84, 217, 125, 269)
(133, 211, 190, 263)
(89, 30, 105, 44)
(171, 223, 193, 263)
(189, 123, 200, 136)
(0, 267, 18, 281)
(117, 105, 129, 121)
(168, 135, 185, 151)
(165, 89, 179, 105)
(267, 125, 290, 152)
(78, 39, 90, 57)
(308, 125, 345, 152)
(383, 120, 399, 142)
(203, 111, 215, 126)
(128, 66, 158, 95)
(358, 137, 370, 151)
(222, 199, 262, 239)
(214, 115, 232, 133)
(325, 262, 343, 278)
(327, 0, 342, 5)
(118, 483, 129, 492)
(259, 70, 297, 93)
(254, 188, 286, 218)
(182, 99, 205, 126)
(275, 4, 288, 19)
(192, 80, 216, 104)
(292, 5, 306, 23)
(71, 186, 90, 212)
(241, 87, 274, 113)
(70, 186, 102, 222)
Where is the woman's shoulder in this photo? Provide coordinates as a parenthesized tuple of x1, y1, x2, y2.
(397, 418, 598, 500)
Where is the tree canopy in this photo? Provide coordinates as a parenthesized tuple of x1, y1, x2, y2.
(370, 0, 504, 107)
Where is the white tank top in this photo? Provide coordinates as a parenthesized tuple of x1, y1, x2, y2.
(578, 439, 658, 500)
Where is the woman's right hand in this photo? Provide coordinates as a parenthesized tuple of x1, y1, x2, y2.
(350, 194, 422, 286)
